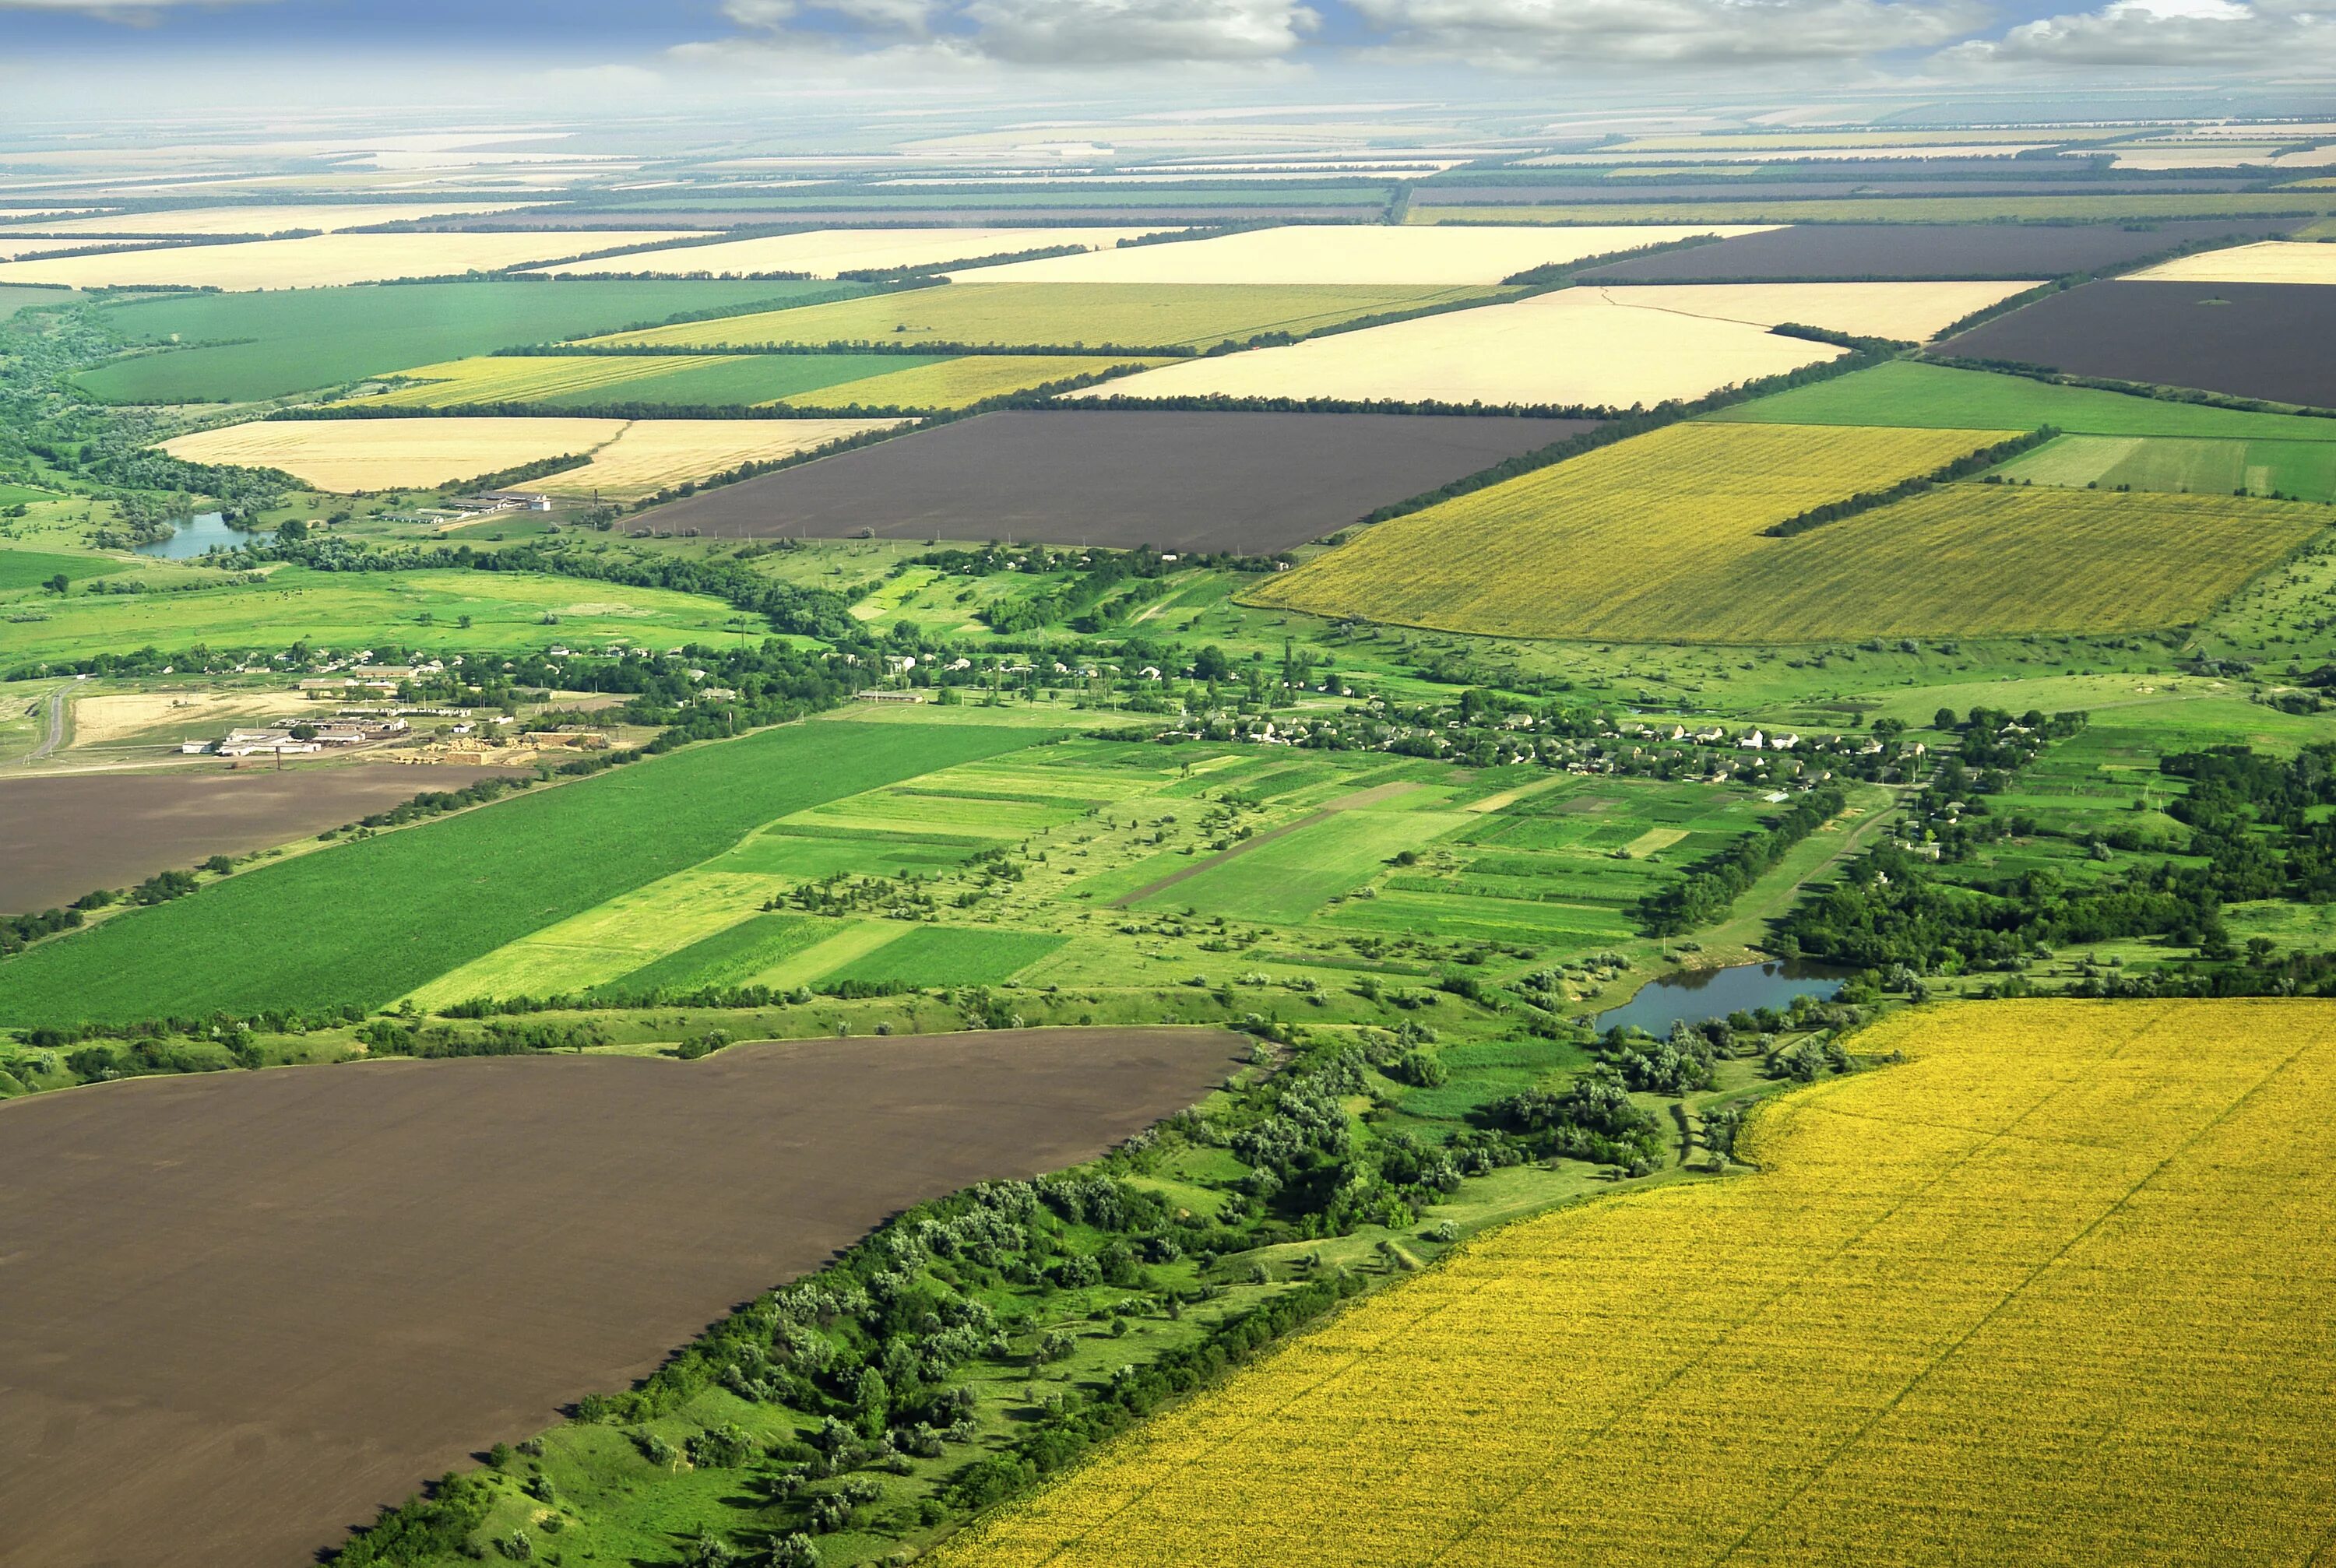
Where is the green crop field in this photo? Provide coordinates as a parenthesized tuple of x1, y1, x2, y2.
(0, 719, 1043, 1025)
(1707, 360, 2336, 442)
(825, 925, 1068, 986)
(72, 279, 872, 403)
(0, 566, 743, 670)
(0, 546, 127, 590)
(598, 911, 837, 997)
(0, 284, 76, 320)
(1992, 433, 2336, 501)
(582, 283, 1499, 353)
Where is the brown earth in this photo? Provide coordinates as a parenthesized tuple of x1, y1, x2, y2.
(0, 765, 526, 914)
(0, 1027, 1245, 1568)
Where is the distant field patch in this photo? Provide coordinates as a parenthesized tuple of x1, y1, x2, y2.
(0, 202, 525, 237)
(1993, 432, 2336, 501)
(160, 416, 624, 490)
(353, 354, 740, 407)
(357, 353, 956, 410)
(2127, 241, 2336, 284)
(581, 282, 1493, 352)
(1936, 280, 2336, 410)
(1413, 192, 2336, 225)
(76, 280, 862, 403)
(0, 547, 121, 591)
(1244, 421, 2014, 639)
(602, 911, 835, 995)
(1578, 219, 2304, 282)
(1710, 359, 2336, 441)
(957, 223, 1771, 284)
(1068, 287, 1841, 408)
(533, 417, 901, 501)
(1594, 280, 2042, 343)
(0, 720, 1042, 1025)
(778, 354, 1168, 410)
(0, 231, 710, 291)
(0, 284, 76, 319)
(533, 226, 1177, 279)
(822, 925, 1068, 986)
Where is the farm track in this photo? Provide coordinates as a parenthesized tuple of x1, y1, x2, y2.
(0, 1027, 1248, 1568)
(23, 684, 67, 762)
(1110, 781, 1420, 907)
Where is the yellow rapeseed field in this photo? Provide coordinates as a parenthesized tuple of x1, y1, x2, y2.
(533, 417, 899, 500)
(955, 224, 1772, 285)
(533, 227, 1177, 279)
(579, 283, 1491, 353)
(779, 354, 1168, 410)
(0, 231, 708, 290)
(1065, 287, 1845, 407)
(934, 999, 2336, 1568)
(353, 354, 736, 408)
(2127, 240, 2336, 284)
(1247, 421, 2002, 638)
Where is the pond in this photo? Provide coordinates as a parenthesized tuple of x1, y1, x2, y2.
(1596, 959, 1852, 1037)
(133, 511, 274, 559)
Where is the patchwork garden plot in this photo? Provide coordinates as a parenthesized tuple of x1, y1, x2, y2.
(582, 282, 1493, 353)
(532, 226, 1177, 278)
(0, 719, 1045, 1026)
(1578, 219, 2304, 281)
(1068, 287, 1843, 408)
(632, 411, 1587, 552)
(0, 230, 709, 290)
(933, 1000, 2336, 1568)
(955, 223, 1771, 285)
(1935, 280, 2336, 410)
(1245, 421, 2007, 639)
(1992, 432, 2336, 501)
(76, 279, 867, 403)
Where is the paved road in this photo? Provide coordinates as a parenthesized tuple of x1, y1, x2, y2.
(21, 684, 68, 763)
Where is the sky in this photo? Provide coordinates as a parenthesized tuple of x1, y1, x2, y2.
(0, 0, 2323, 117)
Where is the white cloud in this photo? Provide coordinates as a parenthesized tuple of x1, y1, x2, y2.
(716, 0, 1317, 65)
(1346, 0, 1988, 67)
(1942, 0, 2336, 65)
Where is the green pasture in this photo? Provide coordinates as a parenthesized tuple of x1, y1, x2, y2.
(1992, 433, 2336, 502)
(74, 279, 871, 403)
(0, 483, 63, 509)
(0, 546, 128, 591)
(0, 565, 740, 669)
(0, 720, 1043, 1026)
(1133, 807, 1469, 923)
(601, 911, 837, 997)
(823, 925, 1068, 986)
(1711, 360, 2336, 443)
(0, 285, 76, 320)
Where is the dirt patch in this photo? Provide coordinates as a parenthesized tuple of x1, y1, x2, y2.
(67, 690, 297, 749)
(630, 411, 1590, 553)
(1935, 279, 2336, 410)
(0, 1027, 1245, 1568)
(1580, 220, 2300, 282)
(0, 765, 528, 913)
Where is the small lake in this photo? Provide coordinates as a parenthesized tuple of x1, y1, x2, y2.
(1597, 959, 1852, 1037)
(134, 512, 273, 559)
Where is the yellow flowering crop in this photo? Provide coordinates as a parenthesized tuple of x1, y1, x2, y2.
(934, 1000, 2336, 1567)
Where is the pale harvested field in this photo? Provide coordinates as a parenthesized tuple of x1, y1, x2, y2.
(0, 231, 707, 290)
(2127, 241, 2336, 285)
(160, 417, 624, 490)
(0, 202, 524, 237)
(68, 690, 298, 748)
(533, 417, 901, 500)
(1598, 281, 2044, 342)
(534, 227, 1177, 279)
(959, 223, 1772, 285)
(1070, 287, 1842, 409)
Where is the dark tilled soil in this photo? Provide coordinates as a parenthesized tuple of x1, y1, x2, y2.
(1934, 279, 2336, 410)
(0, 765, 526, 915)
(0, 1028, 1245, 1568)
(1578, 219, 2302, 281)
(632, 410, 1592, 551)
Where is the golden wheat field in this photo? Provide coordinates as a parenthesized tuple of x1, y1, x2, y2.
(159, 416, 625, 490)
(531, 417, 899, 500)
(0, 231, 707, 290)
(2127, 240, 2336, 285)
(581, 283, 1490, 353)
(1247, 421, 2002, 637)
(533, 227, 1178, 279)
(954, 223, 1772, 285)
(779, 354, 1168, 410)
(934, 999, 2336, 1568)
(1596, 280, 2043, 343)
(1067, 287, 1844, 408)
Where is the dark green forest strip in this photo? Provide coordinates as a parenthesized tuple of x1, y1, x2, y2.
(0, 721, 1043, 1027)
